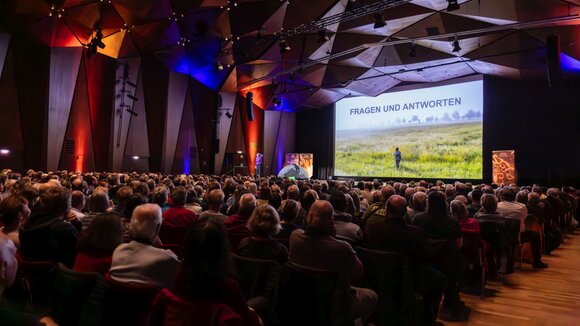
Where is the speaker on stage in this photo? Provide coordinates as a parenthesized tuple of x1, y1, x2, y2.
(246, 91, 254, 121)
(546, 34, 562, 87)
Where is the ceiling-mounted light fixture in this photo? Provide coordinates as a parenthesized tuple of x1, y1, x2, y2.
(373, 13, 386, 29)
(225, 111, 233, 119)
(279, 39, 291, 53)
(447, 0, 460, 12)
(408, 42, 416, 57)
(272, 97, 282, 106)
(317, 29, 330, 43)
(452, 36, 461, 52)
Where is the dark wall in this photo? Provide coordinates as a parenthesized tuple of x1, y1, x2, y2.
(295, 76, 580, 186)
(483, 75, 580, 186)
(295, 106, 334, 179)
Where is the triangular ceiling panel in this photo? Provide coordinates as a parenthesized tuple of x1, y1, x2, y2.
(347, 69, 401, 97)
(300, 88, 346, 108)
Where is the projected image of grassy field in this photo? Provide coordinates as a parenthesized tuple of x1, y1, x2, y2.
(335, 121, 482, 179)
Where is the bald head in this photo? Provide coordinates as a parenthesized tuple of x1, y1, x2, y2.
(386, 195, 407, 219)
(239, 193, 256, 215)
(131, 204, 162, 243)
(380, 185, 396, 204)
(306, 200, 334, 234)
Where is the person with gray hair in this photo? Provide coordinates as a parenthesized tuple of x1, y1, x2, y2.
(237, 204, 288, 264)
(109, 204, 180, 289)
(82, 189, 111, 231)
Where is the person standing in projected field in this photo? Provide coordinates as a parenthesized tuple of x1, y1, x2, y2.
(393, 147, 402, 170)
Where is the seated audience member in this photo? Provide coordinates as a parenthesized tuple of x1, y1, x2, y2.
(362, 185, 395, 226)
(237, 205, 288, 264)
(109, 204, 180, 289)
(162, 186, 198, 227)
(83, 189, 111, 231)
(497, 188, 547, 269)
(451, 200, 480, 234)
(68, 190, 86, 223)
(364, 195, 444, 325)
(296, 189, 318, 226)
(112, 186, 133, 217)
(288, 200, 378, 323)
(174, 220, 260, 326)
(528, 192, 561, 254)
(19, 186, 79, 268)
(73, 213, 124, 273)
(406, 191, 427, 223)
(276, 199, 301, 240)
(0, 196, 31, 248)
(225, 193, 256, 229)
(152, 186, 170, 213)
(199, 189, 228, 224)
(330, 192, 363, 244)
(467, 189, 483, 217)
(412, 191, 468, 320)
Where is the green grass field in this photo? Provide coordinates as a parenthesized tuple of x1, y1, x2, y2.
(334, 121, 482, 179)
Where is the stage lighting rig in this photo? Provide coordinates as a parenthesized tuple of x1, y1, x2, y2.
(447, 0, 460, 12)
(452, 37, 461, 52)
(373, 13, 386, 29)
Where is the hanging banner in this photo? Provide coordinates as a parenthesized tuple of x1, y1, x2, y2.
(492, 150, 516, 185)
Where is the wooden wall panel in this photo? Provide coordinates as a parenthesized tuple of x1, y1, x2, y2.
(123, 69, 150, 172)
(172, 85, 200, 175)
(190, 78, 217, 174)
(163, 71, 188, 173)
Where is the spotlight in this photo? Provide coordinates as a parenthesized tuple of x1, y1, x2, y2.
(0, 149, 10, 155)
(373, 13, 386, 29)
(126, 109, 138, 116)
(317, 29, 330, 43)
(96, 40, 106, 49)
(127, 94, 139, 101)
(447, 0, 460, 12)
(408, 42, 416, 57)
(215, 60, 223, 71)
(279, 39, 291, 53)
(132, 156, 139, 160)
(272, 97, 281, 106)
(452, 37, 461, 52)
(225, 111, 233, 119)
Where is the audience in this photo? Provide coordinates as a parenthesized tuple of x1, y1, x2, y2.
(276, 199, 301, 240)
(109, 204, 180, 289)
(225, 193, 256, 229)
(329, 192, 363, 244)
(162, 186, 198, 226)
(73, 212, 123, 273)
(199, 189, 228, 224)
(0, 196, 30, 247)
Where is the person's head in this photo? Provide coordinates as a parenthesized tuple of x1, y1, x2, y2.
(386, 195, 407, 219)
(78, 213, 123, 252)
(547, 188, 560, 198)
(89, 189, 110, 213)
(527, 192, 541, 206)
(411, 192, 427, 211)
(170, 186, 187, 207)
(130, 204, 162, 243)
(286, 185, 300, 200)
(380, 185, 396, 204)
(238, 193, 256, 217)
(471, 188, 483, 203)
(500, 188, 516, 202)
(426, 191, 447, 216)
(183, 220, 230, 296)
(404, 187, 416, 203)
(152, 186, 169, 207)
(306, 200, 335, 235)
(247, 204, 281, 237)
(450, 200, 468, 220)
(516, 190, 528, 205)
(0, 196, 30, 231)
(329, 192, 347, 213)
(454, 195, 468, 204)
(0, 233, 18, 296)
(70, 190, 86, 211)
(301, 189, 318, 210)
(207, 189, 225, 210)
(124, 193, 148, 220)
(116, 186, 133, 205)
(39, 186, 70, 218)
(395, 147, 399, 151)
(278, 199, 300, 224)
(481, 194, 498, 213)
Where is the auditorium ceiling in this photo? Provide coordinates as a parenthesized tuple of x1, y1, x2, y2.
(3, 0, 580, 109)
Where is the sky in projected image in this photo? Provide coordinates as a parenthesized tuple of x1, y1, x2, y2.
(334, 79, 484, 179)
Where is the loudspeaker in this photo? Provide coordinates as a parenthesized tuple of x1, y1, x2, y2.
(246, 92, 254, 121)
(546, 34, 562, 87)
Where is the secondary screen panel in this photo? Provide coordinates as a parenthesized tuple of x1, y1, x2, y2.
(334, 79, 483, 179)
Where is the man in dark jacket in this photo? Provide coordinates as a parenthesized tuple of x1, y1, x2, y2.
(19, 185, 79, 268)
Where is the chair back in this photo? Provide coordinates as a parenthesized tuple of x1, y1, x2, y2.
(276, 263, 342, 326)
(460, 232, 483, 265)
(103, 273, 161, 326)
(231, 254, 281, 303)
(227, 226, 251, 251)
(50, 267, 107, 326)
(355, 246, 415, 326)
(158, 224, 188, 246)
(4, 260, 56, 311)
(147, 288, 244, 326)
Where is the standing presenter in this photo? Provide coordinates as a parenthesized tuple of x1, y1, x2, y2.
(255, 152, 263, 177)
(393, 147, 402, 170)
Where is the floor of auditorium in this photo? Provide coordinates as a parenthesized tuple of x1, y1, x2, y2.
(444, 232, 580, 326)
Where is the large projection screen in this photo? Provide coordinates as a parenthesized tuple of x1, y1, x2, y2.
(334, 78, 483, 179)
